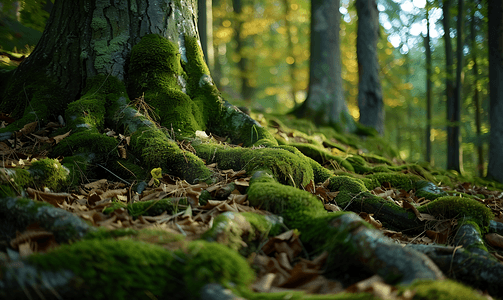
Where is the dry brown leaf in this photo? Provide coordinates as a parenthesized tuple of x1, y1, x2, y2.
(16, 121, 37, 137)
(324, 203, 341, 212)
(359, 212, 382, 229)
(485, 233, 503, 249)
(26, 187, 73, 206)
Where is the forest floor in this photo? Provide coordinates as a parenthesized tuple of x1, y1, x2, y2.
(1, 113, 503, 299)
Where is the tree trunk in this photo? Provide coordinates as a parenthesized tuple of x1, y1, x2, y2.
(232, 0, 256, 102)
(425, 2, 432, 163)
(356, 0, 384, 135)
(0, 0, 275, 182)
(487, 0, 503, 182)
(283, 0, 299, 107)
(470, 2, 484, 177)
(294, 0, 355, 132)
(454, 0, 464, 173)
(198, 0, 214, 72)
(443, 0, 461, 172)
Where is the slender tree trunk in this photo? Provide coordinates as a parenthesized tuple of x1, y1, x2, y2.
(232, 0, 255, 102)
(425, 2, 432, 163)
(356, 0, 384, 135)
(294, 0, 354, 131)
(470, 3, 484, 177)
(198, 0, 214, 72)
(443, 0, 461, 172)
(487, 0, 503, 182)
(283, 0, 298, 106)
(454, 0, 464, 173)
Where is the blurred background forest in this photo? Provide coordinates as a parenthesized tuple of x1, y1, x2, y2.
(0, 0, 490, 177)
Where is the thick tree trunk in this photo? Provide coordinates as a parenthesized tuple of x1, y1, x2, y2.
(487, 0, 503, 182)
(356, 0, 384, 135)
(294, 0, 355, 132)
(1, 0, 200, 119)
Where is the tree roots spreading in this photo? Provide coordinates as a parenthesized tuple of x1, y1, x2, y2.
(1, 34, 503, 299)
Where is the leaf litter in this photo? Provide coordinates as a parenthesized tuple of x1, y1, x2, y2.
(1, 119, 503, 299)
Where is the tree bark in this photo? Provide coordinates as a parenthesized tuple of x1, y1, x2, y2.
(487, 0, 503, 182)
(197, 0, 214, 71)
(294, 0, 355, 132)
(470, 2, 484, 177)
(425, 2, 432, 163)
(232, 0, 256, 102)
(356, 0, 384, 135)
(443, 0, 461, 172)
(283, 0, 299, 107)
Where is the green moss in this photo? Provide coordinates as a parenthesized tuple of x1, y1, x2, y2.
(241, 289, 377, 300)
(418, 196, 493, 232)
(127, 34, 208, 138)
(193, 142, 315, 187)
(203, 212, 251, 252)
(29, 158, 69, 190)
(65, 96, 106, 130)
(0, 73, 67, 130)
(28, 239, 180, 299)
(108, 158, 148, 182)
(61, 154, 96, 187)
(103, 198, 188, 217)
(52, 130, 118, 157)
(91, 17, 107, 31)
(93, 33, 129, 71)
(130, 125, 212, 183)
(27, 236, 257, 299)
(203, 211, 283, 254)
(84, 227, 185, 246)
(365, 173, 419, 191)
(404, 279, 488, 300)
(291, 143, 355, 172)
(181, 240, 255, 297)
(247, 172, 328, 241)
(346, 155, 372, 173)
(328, 175, 368, 194)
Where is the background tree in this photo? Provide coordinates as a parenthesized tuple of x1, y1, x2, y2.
(198, 0, 214, 71)
(294, 0, 355, 131)
(487, 0, 503, 183)
(442, 0, 461, 172)
(425, 0, 433, 163)
(356, 0, 384, 135)
(232, 0, 256, 102)
(469, 0, 484, 177)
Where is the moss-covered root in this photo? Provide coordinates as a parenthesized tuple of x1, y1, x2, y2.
(327, 175, 424, 232)
(104, 79, 213, 184)
(247, 171, 444, 285)
(0, 239, 254, 300)
(402, 279, 490, 300)
(213, 100, 278, 147)
(202, 211, 284, 254)
(193, 142, 332, 187)
(0, 158, 70, 196)
(0, 197, 92, 243)
(406, 244, 503, 298)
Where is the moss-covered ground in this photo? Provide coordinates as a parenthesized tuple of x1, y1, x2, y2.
(1, 34, 503, 300)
